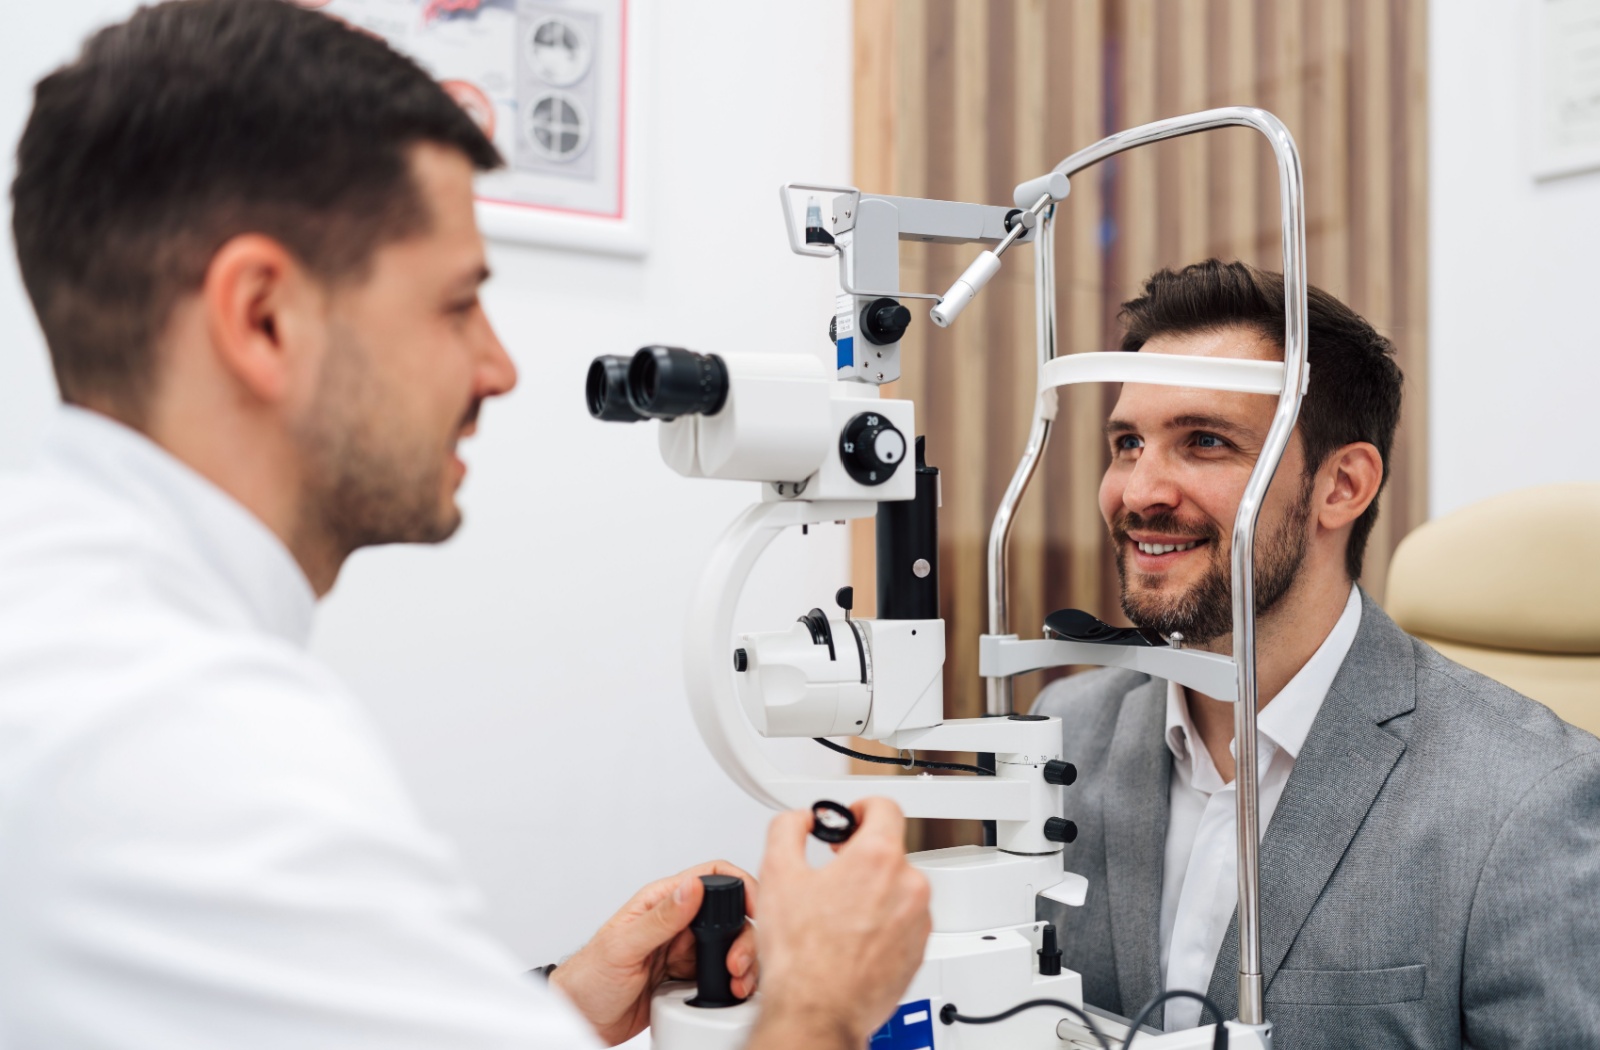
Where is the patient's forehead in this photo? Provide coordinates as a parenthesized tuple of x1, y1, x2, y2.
(1138, 325, 1281, 362)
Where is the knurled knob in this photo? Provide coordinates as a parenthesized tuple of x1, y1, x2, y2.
(1044, 817, 1078, 844)
(1043, 759, 1078, 786)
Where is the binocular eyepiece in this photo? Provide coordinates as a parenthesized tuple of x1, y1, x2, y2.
(587, 346, 730, 423)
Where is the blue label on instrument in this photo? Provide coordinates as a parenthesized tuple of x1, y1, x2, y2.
(869, 999, 935, 1050)
(837, 335, 855, 371)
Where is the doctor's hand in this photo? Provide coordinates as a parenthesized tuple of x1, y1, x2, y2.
(549, 859, 759, 1046)
(747, 798, 931, 1050)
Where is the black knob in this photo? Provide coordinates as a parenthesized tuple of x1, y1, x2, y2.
(839, 412, 907, 486)
(1044, 817, 1078, 844)
(733, 648, 748, 672)
(1038, 923, 1063, 976)
(686, 875, 746, 1008)
(860, 297, 912, 345)
(835, 586, 854, 614)
(1043, 760, 1077, 786)
(828, 315, 838, 345)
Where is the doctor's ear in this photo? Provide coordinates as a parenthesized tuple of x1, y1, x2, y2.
(1315, 441, 1384, 532)
(200, 233, 323, 404)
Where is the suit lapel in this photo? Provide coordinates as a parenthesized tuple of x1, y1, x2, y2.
(1206, 592, 1416, 1017)
(1103, 676, 1171, 1019)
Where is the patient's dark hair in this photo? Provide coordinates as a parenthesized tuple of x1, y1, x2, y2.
(11, 0, 502, 425)
(1118, 259, 1403, 580)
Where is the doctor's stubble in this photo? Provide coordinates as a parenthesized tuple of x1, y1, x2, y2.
(1110, 469, 1315, 647)
(293, 318, 472, 556)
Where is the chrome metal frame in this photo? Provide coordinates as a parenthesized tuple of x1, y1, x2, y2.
(984, 107, 1306, 1031)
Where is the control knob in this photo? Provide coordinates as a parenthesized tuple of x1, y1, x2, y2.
(839, 412, 906, 486)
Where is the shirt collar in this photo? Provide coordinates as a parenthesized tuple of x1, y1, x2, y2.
(37, 405, 317, 648)
(1165, 584, 1363, 768)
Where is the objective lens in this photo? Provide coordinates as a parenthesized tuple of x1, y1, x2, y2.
(626, 346, 730, 420)
(586, 356, 645, 422)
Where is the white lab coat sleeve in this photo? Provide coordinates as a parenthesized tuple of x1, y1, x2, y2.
(0, 640, 603, 1050)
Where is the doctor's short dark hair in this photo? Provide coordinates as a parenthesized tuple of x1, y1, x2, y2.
(11, 0, 502, 425)
(1117, 259, 1403, 581)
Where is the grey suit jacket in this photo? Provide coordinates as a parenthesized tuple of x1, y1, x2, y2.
(1032, 591, 1600, 1049)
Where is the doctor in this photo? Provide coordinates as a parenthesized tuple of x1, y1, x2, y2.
(0, 2, 930, 1048)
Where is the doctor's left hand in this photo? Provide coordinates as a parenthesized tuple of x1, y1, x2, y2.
(550, 860, 760, 1046)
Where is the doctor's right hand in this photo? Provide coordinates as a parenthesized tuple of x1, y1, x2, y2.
(747, 797, 931, 1050)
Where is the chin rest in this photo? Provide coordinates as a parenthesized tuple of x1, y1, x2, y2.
(1043, 608, 1166, 648)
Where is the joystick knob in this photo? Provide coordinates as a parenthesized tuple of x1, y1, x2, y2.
(860, 297, 912, 345)
(686, 875, 746, 1008)
(840, 412, 906, 486)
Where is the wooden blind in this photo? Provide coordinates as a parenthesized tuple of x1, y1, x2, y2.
(853, 0, 1428, 850)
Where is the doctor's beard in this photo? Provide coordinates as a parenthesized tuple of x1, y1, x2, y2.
(1111, 471, 1314, 647)
(294, 321, 466, 556)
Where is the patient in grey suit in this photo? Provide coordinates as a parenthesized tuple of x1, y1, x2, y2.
(1033, 260, 1600, 1049)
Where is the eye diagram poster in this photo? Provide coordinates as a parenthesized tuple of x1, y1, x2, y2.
(306, 0, 629, 224)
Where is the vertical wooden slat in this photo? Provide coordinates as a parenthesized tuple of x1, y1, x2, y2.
(850, 0, 897, 622)
(1175, 0, 1210, 264)
(1066, 0, 1112, 622)
(1351, 0, 1397, 596)
(1008, 0, 1050, 713)
(1400, 0, 1431, 537)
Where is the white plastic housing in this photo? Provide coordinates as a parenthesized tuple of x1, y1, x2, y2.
(914, 846, 1071, 933)
(658, 353, 831, 482)
(930, 250, 1001, 327)
(1012, 170, 1071, 208)
(858, 617, 944, 740)
(734, 620, 869, 737)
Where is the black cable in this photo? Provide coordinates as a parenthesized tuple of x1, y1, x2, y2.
(812, 737, 994, 775)
(939, 999, 1111, 1050)
(1121, 990, 1229, 1050)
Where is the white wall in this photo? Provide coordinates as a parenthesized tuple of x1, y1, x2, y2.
(0, 1, 853, 966)
(1430, 0, 1600, 517)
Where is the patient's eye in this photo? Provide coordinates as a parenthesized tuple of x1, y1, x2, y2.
(1193, 432, 1228, 449)
(1111, 434, 1143, 453)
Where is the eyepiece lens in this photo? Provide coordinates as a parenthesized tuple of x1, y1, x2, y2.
(626, 346, 730, 420)
(586, 355, 646, 422)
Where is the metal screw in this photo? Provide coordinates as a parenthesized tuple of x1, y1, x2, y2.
(1169, 631, 1185, 649)
(913, 558, 931, 578)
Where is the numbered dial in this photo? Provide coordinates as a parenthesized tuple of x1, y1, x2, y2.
(839, 412, 907, 486)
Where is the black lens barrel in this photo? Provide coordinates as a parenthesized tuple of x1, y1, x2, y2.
(586, 356, 645, 422)
(587, 346, 730, 423)
(626, 346, 729, 419)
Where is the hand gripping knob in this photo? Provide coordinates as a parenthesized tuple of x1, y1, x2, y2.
(1043, 817, 1078, 844)
(686, 875, 746, 1008)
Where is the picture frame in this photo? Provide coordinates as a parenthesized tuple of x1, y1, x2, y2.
(308, 0, 649, 256)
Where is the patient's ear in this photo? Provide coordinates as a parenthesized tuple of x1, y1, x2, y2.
(1316, 441, 1384, 531)
(201, 233, 321, 404)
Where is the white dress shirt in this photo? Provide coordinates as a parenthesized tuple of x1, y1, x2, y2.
(0, 407, 599, 1049)
(1157, 585, 1361, 1030)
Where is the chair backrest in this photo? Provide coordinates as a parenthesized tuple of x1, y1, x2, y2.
(1386, 482, 1600, 737)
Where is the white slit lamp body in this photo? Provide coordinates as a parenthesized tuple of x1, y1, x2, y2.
(590, 108, 1310, 1050)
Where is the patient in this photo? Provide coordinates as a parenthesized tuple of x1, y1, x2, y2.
(1035, 260, 1600, 1048)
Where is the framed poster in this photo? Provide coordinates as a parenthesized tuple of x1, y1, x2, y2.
(309, 0, 648, 255)
(1529, 0, 1600, 180)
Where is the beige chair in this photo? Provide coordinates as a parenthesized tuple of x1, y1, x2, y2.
(1386, 482, 1600, 737)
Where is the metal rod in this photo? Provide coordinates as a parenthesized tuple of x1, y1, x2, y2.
(983, 108, 1306, 1027)
(984, 212, 1057, 716)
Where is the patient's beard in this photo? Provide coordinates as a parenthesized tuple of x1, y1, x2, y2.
(1112, 474, 1313, 646)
